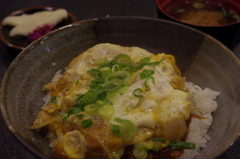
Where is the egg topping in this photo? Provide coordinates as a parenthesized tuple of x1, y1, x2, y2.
(31, 43, 194, 159)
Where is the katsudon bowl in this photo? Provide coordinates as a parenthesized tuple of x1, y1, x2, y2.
(1, 16, 240, 159)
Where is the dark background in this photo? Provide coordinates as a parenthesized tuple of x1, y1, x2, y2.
(0, 0, 240, 158)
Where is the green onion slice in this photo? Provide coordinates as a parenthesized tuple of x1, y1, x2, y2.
(75, 80, 79, 86)
(112, 54, 133, 67)
(84, 104, 101, 115)
(81, 119, 93, 128)
(76, 114, 85, 118)
(133, 144, 148, 159)
(87, 68, 102, 78)
(140, 70, 155, 79)
(94, 57, 107, 66)
(48, 96, 57, 104)
(62, 107, 83, 120)
(111, 125, 121, 136)
(105, 70, 131, 84)
(133, 88, 143, 98)
(170, 141, 196, 150)
(140, 57, 151, 64)
(144, 76, 155, 90)
(152, 137, 167, 142)
(111, 117, 137, 142)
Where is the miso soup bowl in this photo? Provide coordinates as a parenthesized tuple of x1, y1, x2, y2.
(156, 0, 240, 49)
(1, 16, 240, 159)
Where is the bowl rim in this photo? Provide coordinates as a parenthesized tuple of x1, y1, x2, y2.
(0, 5, 78, 50)
(1, 16, 240, 159)
(155, 0, 240, 28)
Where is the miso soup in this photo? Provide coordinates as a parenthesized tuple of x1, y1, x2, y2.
(163, 0, 240, 26)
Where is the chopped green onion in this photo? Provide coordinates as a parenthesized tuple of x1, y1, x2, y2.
(140, 57, 151, 64)
(133, 148, 148, 159)
(139, 57, 150, 67)
(112, 54, 133, 67)
(75, 80, 79, 86)
(62, 107, 83, 120)
(66, 107, 83, 115)
(152, 138, 170, 151)
(111, 125, 121, 136)
(137, 57, 162, 69)
(48, 96, 57, 104)
(133, 143, 148, 159)
(76, 114, 85, 118)
(133, 88, 143, 98)
(99, 67, 112, 77)
(105, 70, 131, 83)
(84, 104, 101, 115)
(119, 85, 130, 95)
(232, 12, 240, 21)
(76, 88, 107, 108)
(144, 76, 155, 90)
(111, 118, 137, 142)
(88, 78, 105, 88)
(102, 79, 124, 92)
(97, 105, 115, 120)
(87, 68, 102, 79)
(81, 119, 93, 128)
(94, 57, 107, 66)
(111, 64, 120, 72)
(96, 100, 105, 105)
(122, 66, 131, 72)
(152, 138, 167, 142)
(220, 7, 228, 17)
(140, 70, 155, 79)
(170, 141, 196, 150)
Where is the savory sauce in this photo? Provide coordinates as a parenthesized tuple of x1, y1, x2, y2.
(163, 0, 240, 26)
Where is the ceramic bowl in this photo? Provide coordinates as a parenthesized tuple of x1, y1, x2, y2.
(156, 0, 240, 49)
(0, 6, 78, 50)
(1, 16, 240, 159)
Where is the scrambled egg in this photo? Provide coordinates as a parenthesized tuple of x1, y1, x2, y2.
(31, 43, 193, 159)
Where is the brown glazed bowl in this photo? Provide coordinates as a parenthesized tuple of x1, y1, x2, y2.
(0, 6, 78, 50)
(1, 16, 240, 159)
(156, 0, 240, 49)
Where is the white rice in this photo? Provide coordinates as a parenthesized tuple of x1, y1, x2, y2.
(42, 70, 63, 106)
(178, 82, 220, 159)
(51, 69, 62, 83)
(52, 62, 56, 66)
